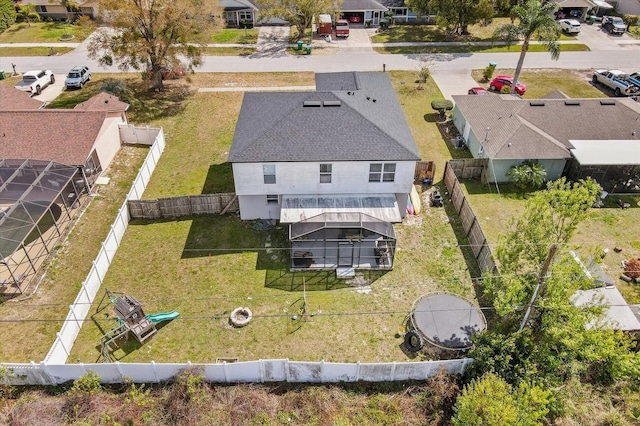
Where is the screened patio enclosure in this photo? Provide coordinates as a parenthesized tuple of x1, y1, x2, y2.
(0, 159, 87, 295)
(289, 212, 396, 271)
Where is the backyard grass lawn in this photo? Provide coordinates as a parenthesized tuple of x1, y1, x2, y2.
(0, 146, 148, 362)
(0, 22, 94, 43)
(471, 68, 606, 99)
(460, 180, 640, 304)
(67, 70, 477, 363)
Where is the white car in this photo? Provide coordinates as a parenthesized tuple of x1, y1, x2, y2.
(559, 19, 581, 34)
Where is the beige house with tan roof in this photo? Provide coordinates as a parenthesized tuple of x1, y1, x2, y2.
(0, 89, 129, 187)
(451, 93, 640, 192)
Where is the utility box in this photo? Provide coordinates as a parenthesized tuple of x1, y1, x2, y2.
(318, 14, 332, 35)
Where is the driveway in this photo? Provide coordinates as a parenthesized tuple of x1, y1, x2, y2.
(32, 74, 66, 103)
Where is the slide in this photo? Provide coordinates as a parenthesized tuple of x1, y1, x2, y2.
(146, 310, 180, 323)
(410, 185, 422, 215)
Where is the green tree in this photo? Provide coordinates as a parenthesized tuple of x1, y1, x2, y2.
(88, 0, 221, 90)
(452, 373, 551, 426)
(0, 0, 17, 33)
(16, 4, 40, 27)
(426, 0, 494, 36)
(259, 0, 342, 40)
(493, 0, 560, 95)
(507, 159, 547, 191)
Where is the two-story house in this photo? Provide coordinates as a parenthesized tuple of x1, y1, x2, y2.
(228, 72, 421, 274)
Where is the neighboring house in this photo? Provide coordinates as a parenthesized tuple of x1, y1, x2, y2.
(451, 93, 640, 191)
(615, 0, 640, 16)
(228, 72, 421, 273)
(378, 0, 428, 23)
(220, 0, 258, 27)
(0, 84, 45, 110)
(17, 0, 98, 20)
(339, 0, 388, 25)
(0, 91, 129, 188)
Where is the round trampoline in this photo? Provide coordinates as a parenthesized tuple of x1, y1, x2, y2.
(410, 292, 487, 350)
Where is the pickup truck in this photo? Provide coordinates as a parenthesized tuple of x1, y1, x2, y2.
(602, 15, 626, 34)
(335, 19, 349, 37)
(628, 72, 640, 88)
(14, 70, 55, 95)
(592, 69, 639, 96)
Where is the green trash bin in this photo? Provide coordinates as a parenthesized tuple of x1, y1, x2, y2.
(589, 15, 596, 25)
(0, 70, 5, 80)
(297, 40, 303, 51)
(489, 62, 497, 68)
(305, 44, 311, 55)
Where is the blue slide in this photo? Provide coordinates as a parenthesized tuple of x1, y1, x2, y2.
(146, 310, 180, 323)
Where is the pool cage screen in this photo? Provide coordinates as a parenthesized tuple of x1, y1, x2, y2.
(0, 159, 87, 295)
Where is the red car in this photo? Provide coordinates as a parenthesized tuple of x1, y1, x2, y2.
(489, 75, 526, 95)
(468, 87, 489, 95)
(349, 16, 361, 23)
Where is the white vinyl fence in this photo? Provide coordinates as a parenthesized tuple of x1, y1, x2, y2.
(2, 358, 472, 385)
(44, 127, 165, 365)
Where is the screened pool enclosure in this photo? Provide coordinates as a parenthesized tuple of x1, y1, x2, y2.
(0, 159, 88, 295)
(289, 212, 396, 271)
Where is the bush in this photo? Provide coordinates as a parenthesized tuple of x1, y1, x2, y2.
(239, 19, 253, 29)
(431, 99, 454, 117)
(482, 65, 496, 81)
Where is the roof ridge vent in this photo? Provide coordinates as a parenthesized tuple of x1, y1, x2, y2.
(529, 101, 545, 106)
(323, 100, 341, 107)
(303, 100, 322, 107)
(564, 100, 580, 106)
(600, 99, 616, 105)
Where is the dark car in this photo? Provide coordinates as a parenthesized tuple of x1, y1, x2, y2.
(489, 75, 526, 95)
(602, 15, 625, 34)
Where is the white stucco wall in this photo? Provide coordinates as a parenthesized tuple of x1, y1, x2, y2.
(92, 116, 125, 172)
(233, 161, 416, 221)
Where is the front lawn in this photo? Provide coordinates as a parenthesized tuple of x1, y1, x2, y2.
(0, 46, 75, 56)
(371, 18, 512, 43)
(0, 22, 94, 43)
(471, 68, 606, 99)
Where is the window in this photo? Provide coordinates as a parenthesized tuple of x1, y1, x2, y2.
(369, 163, 396, 182)
(36, 5, 48, 12)
(263, 164, 276, 184)
(320, 164, 332, 183)
(266, 194, 279, 204)
(238, 11, 252, 20)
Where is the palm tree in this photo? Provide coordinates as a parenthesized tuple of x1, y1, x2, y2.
(17, 4, 41, 27)
(507, 160, 547, 191)
(493, 0, 561, 95)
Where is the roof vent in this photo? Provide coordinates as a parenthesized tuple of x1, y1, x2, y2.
(323, 100, 341, 107)
(600, 100, 616, 105)
(564, 100, 580, 106)
(529, 101, 545, 107)
(303, 100, 322, 107)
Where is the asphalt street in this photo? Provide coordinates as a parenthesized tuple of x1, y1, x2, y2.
(2, 24, 639, 101)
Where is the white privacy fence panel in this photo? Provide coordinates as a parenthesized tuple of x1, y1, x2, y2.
(44, 128, 165, 365)
(1, 359, 473, 385)
(119, 125, 161, 146)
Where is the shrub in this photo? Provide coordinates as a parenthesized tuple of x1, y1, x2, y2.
(507, 160, 547, 191)
(482, 65, 496, 81)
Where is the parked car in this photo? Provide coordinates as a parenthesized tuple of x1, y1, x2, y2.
(489, 75, 526, 95)
(65, 65, 91, 89)
(335, 19, 350, 37)
(14, 70, 55, 95)
(468, 87, 489, 95)
(592, 69, 639, 96)
(602, 15, 626, 34)
(558, 19, 581, 34)
(349, 15, 361, 23)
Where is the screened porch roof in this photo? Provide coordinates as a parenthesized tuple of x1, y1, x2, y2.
(280, 194, 401, 224)
(290, 212, 396, 240)
(0, 159, 78, 258)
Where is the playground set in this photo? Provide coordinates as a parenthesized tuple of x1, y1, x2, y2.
(96, 289, 179, 361)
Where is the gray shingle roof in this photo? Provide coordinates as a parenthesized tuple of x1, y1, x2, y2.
(452, 95, 640, 160)
(342, 0, 388, 11)
(229, 72, 421, 163)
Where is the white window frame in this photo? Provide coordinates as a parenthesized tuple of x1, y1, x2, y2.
(320, 163, 332, 183)
(266, 194, 279, 204)
(263, 164, 276, 184)
(369, 163, 396, 182)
